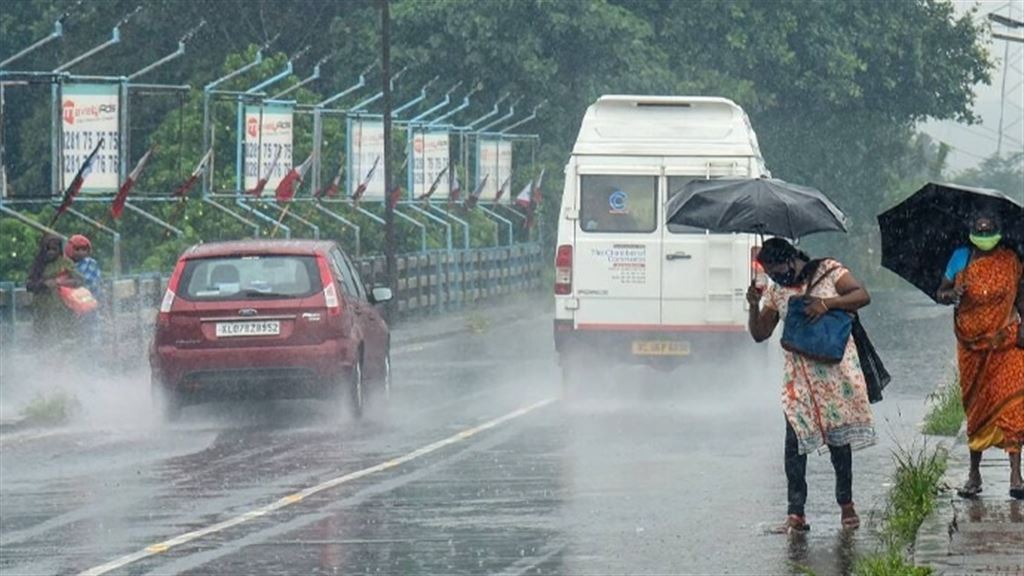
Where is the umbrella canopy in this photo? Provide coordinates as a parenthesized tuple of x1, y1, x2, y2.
(877, 182, 1024, 302)
(666, 177, 848, 239)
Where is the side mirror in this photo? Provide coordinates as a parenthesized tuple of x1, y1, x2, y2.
(370, 286, 393, 304)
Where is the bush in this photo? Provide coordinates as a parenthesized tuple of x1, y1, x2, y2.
(19, 390, 81, 427)
(921, 376, 964, 437)
(853, 442, 947, 576)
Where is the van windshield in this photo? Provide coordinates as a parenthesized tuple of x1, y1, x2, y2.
(579, 175, 657, 233)
(179, 255, 321, 301)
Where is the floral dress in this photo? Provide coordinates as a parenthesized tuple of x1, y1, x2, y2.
(763, 259, 877, 455)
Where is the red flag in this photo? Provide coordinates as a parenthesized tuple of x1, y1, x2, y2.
(50, 139, 104, 226)
(317, 156, 345, 199)
(417, 164, 450, 201)
(174, 148, 213, 198)
(352, 155, 380, 205)
(464, 173, 488, 210)
(111, 146, 156, 219)
(514, 180, 532, 209)
(388, 183, 403, 210)
(447, 173, 462, 209)
(275, 154, 313, 203)
(494, 174, 512, 204)
(248, 146, 283, 197)
(531, 167, 545, 206)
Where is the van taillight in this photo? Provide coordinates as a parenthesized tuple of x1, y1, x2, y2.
(555, 245, 573, 295)
(317, 255, 343, 316)
(158, 260, 186, 326)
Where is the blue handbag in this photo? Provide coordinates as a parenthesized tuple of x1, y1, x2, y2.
(780, 265, 853, 364)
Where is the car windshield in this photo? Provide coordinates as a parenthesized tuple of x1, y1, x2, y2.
(180, 255, 321, 300)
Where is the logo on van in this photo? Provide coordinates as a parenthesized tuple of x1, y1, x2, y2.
(609, 190, 628, 213)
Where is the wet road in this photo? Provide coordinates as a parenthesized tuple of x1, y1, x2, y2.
(0, 291, 954, 575)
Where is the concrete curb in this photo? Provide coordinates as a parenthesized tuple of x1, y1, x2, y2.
(914, 425, 1024, 574)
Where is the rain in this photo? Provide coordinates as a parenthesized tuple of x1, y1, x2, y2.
(1, 2, 1023, 576)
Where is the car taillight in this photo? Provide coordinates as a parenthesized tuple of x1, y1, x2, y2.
(317, 255, 343, 316)
(323, 282, 341, 316)
(555, 244, 573, 295)
(158, 260, 186, 326)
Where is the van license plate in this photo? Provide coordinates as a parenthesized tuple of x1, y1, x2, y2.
(632, 340, 690, 356)
(216, 320, 280, 338)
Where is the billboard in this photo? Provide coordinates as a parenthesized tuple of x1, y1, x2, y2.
(60, 83, 120, 193)
(244, 104, 293, 192)
(410, 130, 450, 200)
(347, 118, 386, 199)
(476, 138, 513, 201)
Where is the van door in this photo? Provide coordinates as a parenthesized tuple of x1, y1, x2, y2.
(661, 175, 753, 330)
(572, 171, 661, 329)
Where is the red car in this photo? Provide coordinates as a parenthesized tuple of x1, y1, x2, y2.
(149, 240, 392, 420)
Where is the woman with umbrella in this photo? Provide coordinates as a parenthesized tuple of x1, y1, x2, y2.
(936, 211, 1024, 500)
(747, 238, 876, 533)
(671, 177, 877, 532)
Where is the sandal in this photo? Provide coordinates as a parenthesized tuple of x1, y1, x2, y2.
(767, 514, 810, 534)
(957, 480, 983, 499)
(840, 503, 860, 529)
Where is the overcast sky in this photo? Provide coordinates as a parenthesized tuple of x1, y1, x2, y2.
(919, 0, 1024, 172)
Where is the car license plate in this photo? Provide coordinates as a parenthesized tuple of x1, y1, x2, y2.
(631, 340, 690, 356)
(215, 320, 280, 338)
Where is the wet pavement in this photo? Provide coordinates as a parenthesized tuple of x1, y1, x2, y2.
(915, 440, 1024, 575)
(0, 291, 961, 575)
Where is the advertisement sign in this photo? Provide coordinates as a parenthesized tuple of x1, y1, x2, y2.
(347, 118, 386, 199)
(244, 104, 293, 192)
(411, 130, 450, 199)
(60, 83, 120, 193)
(476, 138, 513, 201)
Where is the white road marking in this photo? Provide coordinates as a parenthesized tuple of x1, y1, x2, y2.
(78, 397, 556, 576)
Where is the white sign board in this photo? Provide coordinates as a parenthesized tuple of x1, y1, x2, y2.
(476, 138, 513, 201)
(347, 118, 386, 199)
(61, 83, 120, 193)
(411, 130, 450, 199)
(244, 104, 293, 192)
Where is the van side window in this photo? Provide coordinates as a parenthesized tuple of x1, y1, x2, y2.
(667, 176, 709, 234)
(579, 175, 657, 234)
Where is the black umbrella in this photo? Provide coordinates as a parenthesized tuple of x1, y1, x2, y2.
(877, 182, 1024, 302)
(666, 177, 848, 239)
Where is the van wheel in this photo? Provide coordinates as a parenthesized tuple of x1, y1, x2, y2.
(152, 377, 181, 423)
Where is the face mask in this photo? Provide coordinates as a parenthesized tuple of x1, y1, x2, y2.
(769, 264, 800, 286)
(969, 233, 1001, 252)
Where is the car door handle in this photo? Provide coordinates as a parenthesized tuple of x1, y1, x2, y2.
(666, 252, 692, 261)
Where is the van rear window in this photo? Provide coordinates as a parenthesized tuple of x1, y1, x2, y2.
(667, 176, 709, 234)
(179, 255, 321, 300)
(579, 175, 657, 233)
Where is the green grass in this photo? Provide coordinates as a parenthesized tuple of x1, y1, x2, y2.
(854, 549, 933, 576)
(19, 390, 81, 427)
(921, 376, 964, 437)
(853, 441, 948, 576)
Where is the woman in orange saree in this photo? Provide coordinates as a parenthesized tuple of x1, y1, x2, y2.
(937, 212, 1024, 500)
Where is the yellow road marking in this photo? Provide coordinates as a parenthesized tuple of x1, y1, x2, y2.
(78, 398, 556, 576)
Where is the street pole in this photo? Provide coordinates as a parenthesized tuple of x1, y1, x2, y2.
(381, 0, 397, 322)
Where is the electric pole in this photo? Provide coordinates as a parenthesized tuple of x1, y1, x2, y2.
(381, 0, 397, 322)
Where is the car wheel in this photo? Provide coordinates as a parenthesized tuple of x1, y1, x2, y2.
(348, 356, 364, 419)
(151, 377, 181, 423)
(379, 351, 391, 400)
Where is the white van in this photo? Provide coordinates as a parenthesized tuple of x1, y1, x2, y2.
(553, 95, 769, 383)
